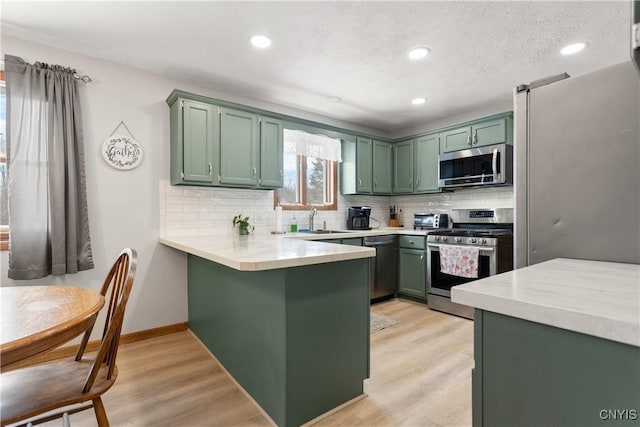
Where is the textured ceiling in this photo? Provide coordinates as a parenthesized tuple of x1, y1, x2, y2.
(0, 1, 633, 134)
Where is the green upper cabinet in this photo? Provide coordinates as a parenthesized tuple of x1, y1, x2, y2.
(220, 108, 260, 186)
(372, 140, 392, 194)
(356, 137, 373, 193)
(473, 117, 511, 147)
(393, 139, 414, 194)
(414, 133, 440, 193)
(441, 116, 513, 153)
(259, 116, 284, 188)
(170, 98, 220, 185)
(440, 126, 472, 153)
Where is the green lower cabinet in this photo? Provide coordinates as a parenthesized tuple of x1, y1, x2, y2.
(188, 255, 369, 427)
(341, 237, 363, 246)
(397, 248, 427, 299)
(473, 310, 640, 427)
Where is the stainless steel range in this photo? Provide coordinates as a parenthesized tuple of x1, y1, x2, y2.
(426, 208, 513, 319)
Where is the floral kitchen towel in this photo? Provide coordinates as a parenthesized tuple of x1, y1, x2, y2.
(439, 245, 480, 278)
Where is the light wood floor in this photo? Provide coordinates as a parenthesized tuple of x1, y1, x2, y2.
(35, 299, 474, 427)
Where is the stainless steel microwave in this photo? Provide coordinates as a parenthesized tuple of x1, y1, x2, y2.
(438, 143, 513, 189)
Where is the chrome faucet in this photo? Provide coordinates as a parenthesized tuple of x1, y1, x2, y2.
(309, 207, 317, 231)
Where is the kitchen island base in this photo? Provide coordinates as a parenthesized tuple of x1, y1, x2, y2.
(473, 310, 640, 427)
(188, 254, 370, 427)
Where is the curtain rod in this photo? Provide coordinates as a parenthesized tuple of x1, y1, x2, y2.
(74, 73, 92, 83)
(0, 59, 92, 83)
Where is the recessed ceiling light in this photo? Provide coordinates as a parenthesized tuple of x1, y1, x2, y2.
(412, 98, 427, 105)
(408, 47, 431, 60)
(326, 96, 343, 103)
(560, 42, 587, 55)
(250, 35, 272, 49)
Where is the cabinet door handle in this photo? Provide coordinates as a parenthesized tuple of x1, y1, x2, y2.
(208, 163, 212, 176)
(280, 170, 283, 177)
(473, 134, 478, 145)
(252, 167, 257, 176)
(409, 240, 414, 245)
(374, 179, 378, 188)
(420, 255, 424, 261)
(467, 135, 472, 146)
(416, 178, 420, 185)
(409, 179, 413, 186)
(359, 178, 362, 186)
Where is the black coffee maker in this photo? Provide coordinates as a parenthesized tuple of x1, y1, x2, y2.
(348, 206, 372, 230)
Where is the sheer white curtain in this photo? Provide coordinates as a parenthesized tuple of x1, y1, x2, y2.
(5, 54, 93, 279)
(283, 129, 342, 161)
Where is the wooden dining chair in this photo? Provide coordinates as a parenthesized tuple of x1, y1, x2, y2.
(1, 248, 138, 427)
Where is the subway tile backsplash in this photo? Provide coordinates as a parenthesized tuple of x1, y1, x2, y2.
(159, 180, 512, 237)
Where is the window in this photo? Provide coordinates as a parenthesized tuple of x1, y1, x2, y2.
(276, 129, 341, 211)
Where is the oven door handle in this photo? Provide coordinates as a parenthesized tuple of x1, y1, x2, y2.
(428, 243, 495, 253)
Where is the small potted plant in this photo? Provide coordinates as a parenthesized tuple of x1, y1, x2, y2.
(232, 214, 255, 235)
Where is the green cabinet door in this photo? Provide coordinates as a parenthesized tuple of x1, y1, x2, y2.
(393, 139, 414, 193)
(398, 248, 427, 298)
(472, 117, 511, 148)
(372, 140, 392, 194)
(356, 137, 373, 193)
(220, 108, 260, 186)
(414, 133, 440, 193)
(441, 126, 472, 153)
(260, 116, 283, 188)
(177, 99, 219, 184)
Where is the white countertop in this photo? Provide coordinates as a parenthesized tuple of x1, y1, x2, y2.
(451, 258, 640, 347)
(159, 227, 431, 271)
(159, 234, 375, 271)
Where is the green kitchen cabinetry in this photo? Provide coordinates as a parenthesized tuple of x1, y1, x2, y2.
(473, 310, 640, 427)
(356, 137, 373, 193)
(414, 133, 440, 193)
(393, 133, 440, 194)
(441, 116, 513, 153)
(220, 108, 260, 186)
(372, 140, 392, 194)
(168, 93, 283, 189)
(393, 139, 414, 193)
(397, 235, 427, 299)
(188, 255, 370, 427)
(341, 136, 392, 195)
(170, 98, 220, 185)
(259, 116, 284, 188)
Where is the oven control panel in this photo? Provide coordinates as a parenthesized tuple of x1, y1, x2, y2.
(428, 235, 497, 246)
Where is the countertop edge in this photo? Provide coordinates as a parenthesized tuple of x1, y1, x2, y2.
(453, 287, 639, 347)
(159, 237, 376, 271)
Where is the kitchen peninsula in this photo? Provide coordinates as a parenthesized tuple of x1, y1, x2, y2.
(160, 234, 375, 427)
(452, 258, 640, 427)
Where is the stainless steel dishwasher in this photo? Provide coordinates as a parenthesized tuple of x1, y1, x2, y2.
(364, 235, 398, 302)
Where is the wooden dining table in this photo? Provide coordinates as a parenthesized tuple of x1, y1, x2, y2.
(0, 285, 105, 368)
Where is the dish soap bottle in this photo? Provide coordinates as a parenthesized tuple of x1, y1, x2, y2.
(290, 214, 298, 232)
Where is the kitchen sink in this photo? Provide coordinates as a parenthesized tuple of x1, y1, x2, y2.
(305, 230, 348, 234)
